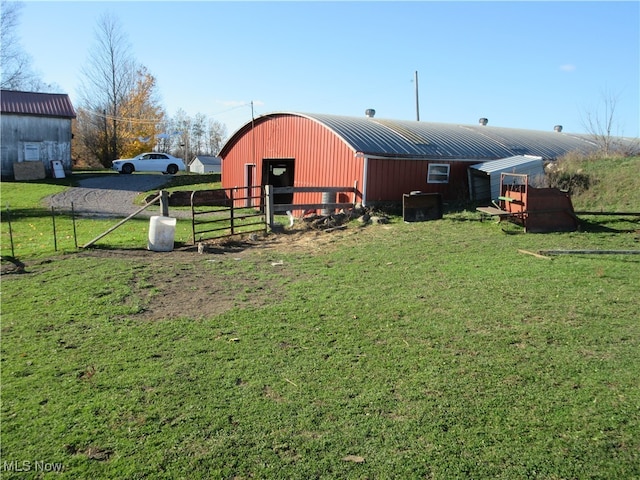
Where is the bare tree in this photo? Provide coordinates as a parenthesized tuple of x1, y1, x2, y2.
(582, 89, 626, 156)
(77, 13, 137, 166)
(172, 109, 192, 162)
(154, 119, 176, 154)
(0, 0, 48, 90)
(191, 113, 207, 156)
(206, 118, 227, 155)
(153, 111, 227, 161)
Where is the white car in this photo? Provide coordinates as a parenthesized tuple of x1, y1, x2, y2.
(112, 152, 186, 175)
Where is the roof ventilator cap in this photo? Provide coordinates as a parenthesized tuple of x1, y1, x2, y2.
(365, 109, 376, 118)
(554, 125, 563, 132)
(479, 118, 488, 126)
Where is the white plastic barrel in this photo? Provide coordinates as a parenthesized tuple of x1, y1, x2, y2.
(148, 216, 176, 252)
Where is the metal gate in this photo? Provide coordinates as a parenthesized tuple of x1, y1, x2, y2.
(191, 187, 266, 243)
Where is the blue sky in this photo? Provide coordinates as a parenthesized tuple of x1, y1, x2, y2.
(17, 1, 640, 138)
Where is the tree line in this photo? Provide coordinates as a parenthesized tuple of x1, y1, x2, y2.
(1, 3, 226, 168)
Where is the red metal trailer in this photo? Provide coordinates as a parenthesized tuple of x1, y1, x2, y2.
(478, 173, 579, 233)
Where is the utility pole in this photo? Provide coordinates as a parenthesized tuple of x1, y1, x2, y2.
(415, 70, 420, 121)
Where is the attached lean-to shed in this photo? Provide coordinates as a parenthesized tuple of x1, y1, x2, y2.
(1, 89, 76, 180)
(468, 155, 545, 202)
(189, 155, 222, 174)
(219, 112, 620, 210)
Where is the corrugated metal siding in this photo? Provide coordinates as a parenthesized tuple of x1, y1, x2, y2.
(304, 113, 601, 160)
(1, 90, 76, 118)
(222, 115, 362, 207)
(469, 155, 545, 201)
(1, 114, 74, 177)
(219, 112, 638, 205)
(470, 155, 543, 174)
(222, 112, 637, 164)
(366, 158, 471, 202)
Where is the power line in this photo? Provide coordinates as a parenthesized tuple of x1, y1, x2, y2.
(76, 107, 166, 125)
(77, 102, 254, 125)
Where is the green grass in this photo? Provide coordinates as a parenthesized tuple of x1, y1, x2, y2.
(553, 154, 640, 212)
(2, 220, 639, 479)
(1, 159, 639, 478)
(0, 173, 220, 258)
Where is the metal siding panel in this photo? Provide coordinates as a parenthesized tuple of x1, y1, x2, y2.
(367, 159, 471, 202)
(297, 113, 613, 160)
(0, 115, 73, 176)
(222, 115, 361, 207)
(221, 113, 638, 176)
(470, 155, 543, 174)
(223, 112, 620, 206)
(1, 90, 76, 118)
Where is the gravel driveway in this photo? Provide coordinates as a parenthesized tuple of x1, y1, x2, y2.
(47, 174, 186, 218)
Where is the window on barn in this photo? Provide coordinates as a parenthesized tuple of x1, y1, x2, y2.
(427, 164, 450, 183)
(23, 142, 41, 161)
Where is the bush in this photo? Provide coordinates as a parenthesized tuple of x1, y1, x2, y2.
(546, 152, 596, 195)
(547, 169, 592, 194)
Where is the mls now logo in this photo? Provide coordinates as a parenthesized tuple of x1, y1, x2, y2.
(2, 460, 64, 472)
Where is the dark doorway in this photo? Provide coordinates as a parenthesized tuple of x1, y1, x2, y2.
(263, 159, 295, 204)
(245, 163, 255, 207)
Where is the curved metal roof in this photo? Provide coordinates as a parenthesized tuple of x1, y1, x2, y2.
(222, 112, 635, 161)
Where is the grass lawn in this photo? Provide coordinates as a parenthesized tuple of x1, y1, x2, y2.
(1, 161, 639, 478)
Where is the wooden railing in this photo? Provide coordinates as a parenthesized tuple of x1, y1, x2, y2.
(190, 183, 361, 240)
(264, 183, 360, 228)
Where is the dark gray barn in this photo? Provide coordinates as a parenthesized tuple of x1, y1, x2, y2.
(1, 90, 76, 180)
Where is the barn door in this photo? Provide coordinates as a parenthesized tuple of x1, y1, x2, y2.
(263, 159, 295, 204)
(468, 169, 491, 202)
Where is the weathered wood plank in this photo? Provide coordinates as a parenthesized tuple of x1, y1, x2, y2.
(82, 194, 161, 248)
(272, 186, 356, 194)
(539, 250, 640, 255)
(476, 206, 510, 216)
(574, 211, 640, 216)
(518, 249, 552, 259)
(272, 203, 353, 212)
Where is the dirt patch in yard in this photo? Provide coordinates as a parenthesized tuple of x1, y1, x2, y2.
(2, 224, 382, 320)
(69, 227, 369, 321)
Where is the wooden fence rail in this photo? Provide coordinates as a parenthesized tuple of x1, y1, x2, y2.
(191, 183, 361, 240)
(265, 183, 360, 228)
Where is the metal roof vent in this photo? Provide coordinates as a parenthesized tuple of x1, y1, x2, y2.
(479, 117, 488, 126)
(365, 109, 376, 118)
(554, 125, 563, 132)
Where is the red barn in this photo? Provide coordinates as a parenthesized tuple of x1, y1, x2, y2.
(219, 112, 604, 209)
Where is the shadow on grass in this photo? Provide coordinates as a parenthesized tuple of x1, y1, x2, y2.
(578, 217, 640, 233)
(81, 239, 258, 256)
(1, 207, 58, 221)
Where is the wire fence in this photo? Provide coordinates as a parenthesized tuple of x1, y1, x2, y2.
(1, 203, 169, 259)
(1, 205, 81, 259)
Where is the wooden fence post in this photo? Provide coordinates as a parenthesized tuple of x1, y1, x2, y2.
(6, 205, 15, 257)
(229, 189, 235, 235)
(51, 206, 58, 251)
(160, 190, 169, 217)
